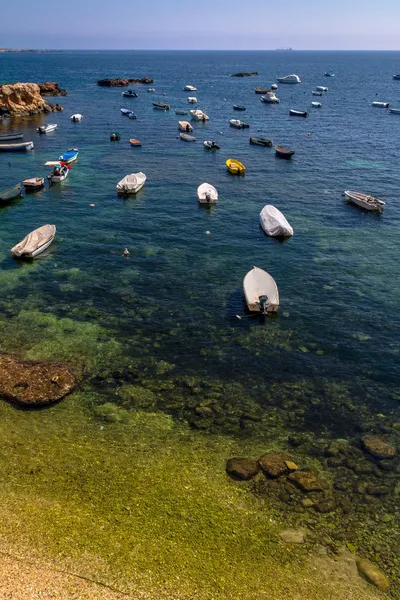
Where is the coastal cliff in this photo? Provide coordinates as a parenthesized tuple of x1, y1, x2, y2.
(0, 82, 64, 116)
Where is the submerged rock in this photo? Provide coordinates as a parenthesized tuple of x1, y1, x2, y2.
(0, 354, 76, 406)
(118, 384, 156, 408)
(288, 470, 329, 492)
(361, 435, 396, 459)
(356, 558, 390, 591)
(258, 453, 293, 478)
(279, 528, 307, 544)
(226, 457, 260, 480)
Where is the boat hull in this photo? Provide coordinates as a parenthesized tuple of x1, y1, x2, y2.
(11, 224, 56, 258)
(243, 266, 279, 313)
(0, 133, 23, 141)
(249, 137, 272, 146)
(23, 178, 45, 191)
(344, 190, 385, 212)
(197, 183, 218, 204)
(0, 141, 34, 152)
(0, 184, 22, 204)
(275, 145, 294, 159)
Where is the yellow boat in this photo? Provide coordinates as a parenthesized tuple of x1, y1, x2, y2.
(226, 158, 246, 174)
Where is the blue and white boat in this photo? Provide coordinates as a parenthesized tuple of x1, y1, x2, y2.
(59, 148, 79, 164)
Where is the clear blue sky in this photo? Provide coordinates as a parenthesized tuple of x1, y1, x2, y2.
(1, 0, 400, 50)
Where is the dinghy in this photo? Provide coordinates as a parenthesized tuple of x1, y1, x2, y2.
(175, 109, 188, 115)
(230, 119, 249, 128)
(147, 87, 156, 92)
(0, 132, 23, 141)
(70, 114, 83, 122)
(325, 72, 335, 77)
(392, 75, 400, 80)
(59, 148, 79, 163)
(259, 205, 293, 237)
(277, 74, 301, 84)
(37, 123, 57, 134)
(122, 89, 138, 98)
(152, 102, 170, 110)
(11, 224, 56, 258)
(116, 172, 146, 195)
(311, 101, 322, 108)
(178, 120, 193, 132)
(243, 266, 279, 313)
(0, 141, 34, 152)
(261, 91, 280, 103)
(344, 190, 385, 212)
(271, 83, 278, 90)
(129, 139, 142, 146)
(254, 88, 269, 94)
(389, 107, 400, 114)
(120, 108, 132, 115)
(197, 183, 218, 204)
(226, 158, 245, 174)
(184, 85, 197, 91)
(316, 86, 328, 92)
(203, 140, 220, 150)
(128, 112, 137, 119)
(190, 109, 209, 121)
(0, 183, 22, 205)
(250, 136, 272, 146)
(23, 177, 45, 192)
(48, 164, 70, 184)
(275, 145, 294, 159)
(312, 91, 323, 96)
(233, 105, 246, 111)
(289, 109, 308, 117)
(372, 101, 389, 108)
(187, 97, 198, 103)
(179, 133, 196, 142)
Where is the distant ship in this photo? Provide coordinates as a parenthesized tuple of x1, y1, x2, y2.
(276, 47, 293, 51)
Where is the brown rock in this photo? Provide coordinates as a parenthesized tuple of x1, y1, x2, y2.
(226, 457, 260, 480)
(97, 77, 153, 87)
(38, 82, 67, 96)
(279, 528, 307, 544)
(258, 453, 292, 478)
(356, 558, 390, 591)
(361, 435, 396, 459)
(313, 497, 337, 513)
(0, 354, 76, 406)
(288, 470, 329, 492)
(0, 82, 63, 116)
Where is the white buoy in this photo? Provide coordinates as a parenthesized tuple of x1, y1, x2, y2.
(205, 231, 211, 236)
(89, 203, 95, 207)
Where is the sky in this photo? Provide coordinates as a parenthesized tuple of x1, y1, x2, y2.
(1, 0, 400, 50)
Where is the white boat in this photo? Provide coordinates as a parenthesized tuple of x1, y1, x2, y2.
(312, 90, 323, 96)
(184, 85, 197, 91)
(389, 107, 400, 114)
(271, 83, 278, 90)
(344, 190, 385, 212)
(178, 120, 193, 132)
(316, 86, 328, 92)
(229, 119, 249, 128)
(277, 74, 301, 84)
(147, 87, 155, 92)
(0, 132, 23, 141)
(261, 91, 280, 103)
(0, 141, 33, 152)
(70, 114, 83, 122)
(187, 96, 198, 103)
(243, 266, 279, 314)
(289, 109, 308, 117)
(311, 101, 322, 108)
(48, 164, 69, 184)
(11, 224, 56, 259)
(372, 101, 389, 108)
(116, 172, 146, 195)
(37, 123, 57, 134)
(203, 140, 220, 150)
(197, 183, 218, 204)
(190, 109, 209, 121)
(259, 205, 293, 237)
(179, 133, 196, 142)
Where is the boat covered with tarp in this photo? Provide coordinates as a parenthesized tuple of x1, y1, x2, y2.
(259, 205, 293, 237)
(11, 224, 56, 258)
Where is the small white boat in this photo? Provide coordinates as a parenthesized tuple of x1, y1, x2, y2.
(261, 91, 280, 104)
(203, 140, 220, 150)
(116, 172, 146, 195)
(229, 119, 249, 129)
(187, 96, 198, 103)
(277, 74, 301, 84)
(11, 224, 56, 259)
(37, 123, 57, 134)
(23, 177, 45, 191)
(0, 132, 23, 141)
(243, 266, 279, 314)
(372, 101, 389, 108)
(70, 114, 83, 122)
(0, 141, 33, 152)
(344, 190, 385, 212)
(389, 107, 400, 114)
(147, 87, 155, 92)
(289, 109, 308, 117)
(271, 83, 278, 90)
(179, 133, 196, 142)
(259, 205, 293, 237)
(197, 182, 218, 204)
(178, 120, 193, 132)
(311, 101, 322, 108)
(316, 86, 328, 92)
(184, 85, 197, 91)
(312, 91, 323, 96)
(48, 164, 70, 184)
(190, 109, 209, 121)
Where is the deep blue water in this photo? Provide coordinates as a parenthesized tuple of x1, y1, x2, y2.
(0, 51, 399, 422)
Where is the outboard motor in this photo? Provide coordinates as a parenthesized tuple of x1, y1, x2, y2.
(205, 192, 211, 203)
(258, 295, 268, 313)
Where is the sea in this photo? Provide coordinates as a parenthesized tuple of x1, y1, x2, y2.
(0, 50, 399, 597)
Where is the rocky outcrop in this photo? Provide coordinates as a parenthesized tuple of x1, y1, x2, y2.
(0, 354, 76, 406)
(97, 77, 153, 87)
(38, 82, 67, 96)
(226, 457, 260, 480)
(361, 435, 396, 459)
(231, 72, 258, 77)
(0, 83, 64, 116)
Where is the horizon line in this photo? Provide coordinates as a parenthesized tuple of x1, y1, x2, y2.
(2, 48, 400, 52)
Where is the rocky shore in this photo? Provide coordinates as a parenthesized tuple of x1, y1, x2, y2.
(38, 81, 67, 96)
(97, 77, 153, 87)
(0, 82, 64, 116)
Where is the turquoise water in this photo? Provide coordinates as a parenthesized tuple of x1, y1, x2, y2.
(0, 51, 399, 429)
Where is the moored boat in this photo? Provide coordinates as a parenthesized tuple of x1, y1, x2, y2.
(230, 119, 249, 129)
(316, 86, 328, 92)
(226, 158, 245, 174)
(190, 109, 209, 121)
(203, 140, 220, 150)
(175, 109, 188, 115)
(392, 75, 400, 80)
(0, 183, 22, 205)
(197, 183, 218, 204)
(147, 87, 155, 92)
(120, 108, 132, 115)
(275, 145, 294, 159)
(243, 266, 279, 313)
(0, 141, 34, 152)
(129, 139, 142, 146)
(187, 96, 198, 103)
(59, 148, 79, 163)
(249, 136, 272, 146)
(0, 132, 23, 141)
(10, 224, 56, 258)
(254, 87, 269, 94)
(178, 120, 193, 132)
(110, 132, 120, 141)
(289, 109, 308, 117)
(312, 90, 323, 96)
(22, 177, 45, 191)
(70, 114, 83, 122)
(344, 190, 385, 212)
(324, 72, 335, 77)
(259, 205, 293, 237)
(128, 112, 137, 119)
(37, 123, 57, 134)
(152, 102, 170, 110)
(261, 91, 280, 103)
(116, 172, 146, 195)
(277, 74, 301, 84)
(184, 85, 197, 91)
(48, 164, 70, 184)
(179, 132, 196, 142)
(271, 83, 278, 90)
(233, 105, 246, 110)
(372, 101, 389, 108)
(122, 89, 138, 98)
(311, 101, 322, 108)
(389, 107, 400, 114)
